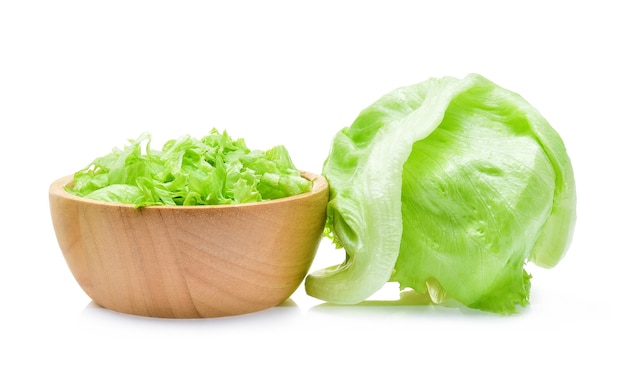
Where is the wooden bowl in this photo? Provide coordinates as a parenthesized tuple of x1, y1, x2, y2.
(49, 172, 328, 318)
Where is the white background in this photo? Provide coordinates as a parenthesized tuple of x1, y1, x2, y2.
(1, 1, 624, 382)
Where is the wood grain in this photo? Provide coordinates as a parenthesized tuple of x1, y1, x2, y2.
(49, 172, 328, 318)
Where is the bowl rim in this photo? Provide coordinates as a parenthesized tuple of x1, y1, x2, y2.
(49, 171, 328, 210)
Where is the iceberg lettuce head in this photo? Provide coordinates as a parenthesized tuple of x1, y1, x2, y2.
(305, 74, 576, 314)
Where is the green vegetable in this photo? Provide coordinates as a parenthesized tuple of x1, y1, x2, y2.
(68, 129, 311, 206)
(305, 74, 576, 314)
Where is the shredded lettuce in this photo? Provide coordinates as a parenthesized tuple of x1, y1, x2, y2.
(68, 129, 312, 206)
(305, 74, 576, 314)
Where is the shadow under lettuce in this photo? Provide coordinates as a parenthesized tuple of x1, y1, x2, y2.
(308, 289, 526, 317)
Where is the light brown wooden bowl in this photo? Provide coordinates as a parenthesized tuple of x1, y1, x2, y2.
(49, 172, 328, 318)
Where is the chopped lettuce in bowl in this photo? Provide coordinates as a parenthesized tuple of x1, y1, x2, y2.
(68, 129, 312, 207)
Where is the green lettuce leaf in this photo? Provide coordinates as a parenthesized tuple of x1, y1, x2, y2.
(305, 74, 576, 314)
(68, 129, 311, 206)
